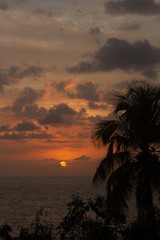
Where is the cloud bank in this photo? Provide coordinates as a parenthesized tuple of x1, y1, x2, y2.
(68, 38, 160, 78)
(38, 103, 86, 126)
(104, 0, 160, 15)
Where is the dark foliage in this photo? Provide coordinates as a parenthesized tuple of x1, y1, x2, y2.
(57, 194, 116, 240)
(92, 81, 160, 221)
(1, 195, 160, 240)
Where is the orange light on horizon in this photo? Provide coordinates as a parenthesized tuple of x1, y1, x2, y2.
(60, 161, 67, 167)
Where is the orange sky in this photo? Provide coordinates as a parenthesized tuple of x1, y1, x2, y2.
(0, 0, 160, 176)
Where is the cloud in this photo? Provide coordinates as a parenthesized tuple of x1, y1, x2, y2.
(8, 87, 47, 118)
(0, 124, 10, 132)
(41, 155, 91, 165)
(0, 1, 9, 11)
(103, 80, 131, 104)
(18, 104, 47, 119)
(14, 120, 41, 132)
(0, 132, 53, 140)
(87, 115, 103, 124)
(118, 22, 140, 31)
(89, 26, 101, 35)
(104, 0, 160, 15)
(68, 81, 100, 101)
(11, 87, 38, 112)
(0, 70, 19, 92)
(68, 38, 160, 78)
(38, 103, 86, 126)
(34, 7, 62, 17)
(41, 158, 59, 164)
(8, 64, 43, 79)
(34, 8, 54, 17)
(89, 26, 102, 44)
(0, 65, 43, 92)
(88, 101, 107, 110)
(51, 79, 73, 92)
(73, 155, 90, 161)
(5, 86, 103, 127)
(57, 131, 89, 139)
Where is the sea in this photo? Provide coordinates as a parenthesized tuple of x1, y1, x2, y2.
(0, 176, 106, 233)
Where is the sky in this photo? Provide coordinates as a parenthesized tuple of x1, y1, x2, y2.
(0, 0, 160, 176)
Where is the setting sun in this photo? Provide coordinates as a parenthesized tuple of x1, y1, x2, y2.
(60, 161, 67, 167)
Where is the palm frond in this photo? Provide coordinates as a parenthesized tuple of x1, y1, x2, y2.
(110, 134, 132, 152)
(93, 157, 108, 185)
(136, 166, 154, 220)
(93, 150, 131, 185)
(93, 141, 114, 185)
(92, 120, 120, 147)
(106, 160, 136, 213)
(92, 80, 160, 221)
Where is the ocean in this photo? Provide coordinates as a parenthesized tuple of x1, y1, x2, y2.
(0, 176, 105, 232)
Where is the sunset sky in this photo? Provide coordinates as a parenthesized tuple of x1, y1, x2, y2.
(0, 0, 160, 176)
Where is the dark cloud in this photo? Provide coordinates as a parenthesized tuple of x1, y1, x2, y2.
(0, 70, 19, 92)
(0, 132, 53, 140)
(68, 38, 160, 78)
(0, 65, 43, 92)
(12, 87, 38, 112)
(104, 0, 160, 15)
(19, 104, 47, 119)
(8, 64, 43, 79)
(68, 81, 100, 101)
(0, 1, 9, 11)
(51, 79, 73, 92)
(41, 158, 59, 164)
(41, 155, 91, 165)
(14, 120, 41, 132)
(7, 87, 47, 119)
(38, 103, 86, 126)
(73, 155, 90, 161)
(0, 124, 10, 132)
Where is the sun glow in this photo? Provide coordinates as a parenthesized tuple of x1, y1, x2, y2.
(60, 161, 67, 167)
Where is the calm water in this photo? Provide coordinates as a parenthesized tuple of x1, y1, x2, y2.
(0, 176, 105, 231)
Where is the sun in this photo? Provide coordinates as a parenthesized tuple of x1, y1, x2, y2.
(60, 161, 67, 167)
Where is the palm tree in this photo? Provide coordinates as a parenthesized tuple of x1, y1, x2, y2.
(92, 81, 160, 221)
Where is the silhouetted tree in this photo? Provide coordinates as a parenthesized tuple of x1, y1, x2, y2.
(92, 81, 160, 221)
